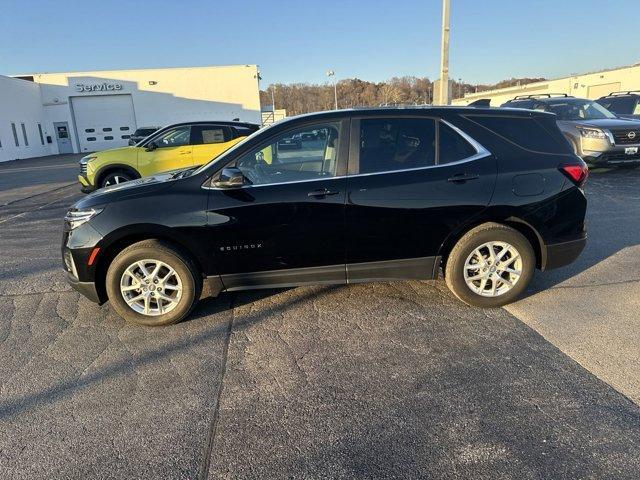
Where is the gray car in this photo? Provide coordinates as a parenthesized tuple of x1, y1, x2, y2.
(502, 94, 640, 167)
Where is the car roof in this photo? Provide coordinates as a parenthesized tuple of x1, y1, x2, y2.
(279, 106, 556, 123)
(159, 120, 260, 130)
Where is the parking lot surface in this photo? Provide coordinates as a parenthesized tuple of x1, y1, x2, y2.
(0, 155, 639, 479)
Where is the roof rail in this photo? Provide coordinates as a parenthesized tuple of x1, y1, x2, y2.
(605, 90, 640, 97)
(513, 93, 571, 100)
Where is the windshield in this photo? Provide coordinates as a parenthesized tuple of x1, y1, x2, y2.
(545, 99, 617, 121)
(193, 121, 280, 175)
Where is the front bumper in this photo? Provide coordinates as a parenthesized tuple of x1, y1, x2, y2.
(67, 273, 102, 304)
(543, 233, 587, 270)
(78, 174, 96, 193)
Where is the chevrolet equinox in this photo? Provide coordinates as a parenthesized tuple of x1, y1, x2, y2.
(62, 108, 588, 326)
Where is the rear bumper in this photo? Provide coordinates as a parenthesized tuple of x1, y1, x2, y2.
(67, 273, 102, 304)
(543, 233, 587, 270)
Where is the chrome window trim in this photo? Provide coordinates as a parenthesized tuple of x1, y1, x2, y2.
(202, 119, 491, 190)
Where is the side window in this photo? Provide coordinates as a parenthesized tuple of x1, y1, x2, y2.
(154, 126, 190, 148)
(191, 126, 229, 145)
(465, 115, 563, 153)
(633, 99, 640, 115)
(358, 118, 435, 174)
(233, 123, 341, 186)
(438, 122, 477, 164)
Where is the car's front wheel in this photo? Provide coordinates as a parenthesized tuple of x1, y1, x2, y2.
(100, 170, 134, 188)
(445, 223, 535, 308)
(105, 240, 202, 326)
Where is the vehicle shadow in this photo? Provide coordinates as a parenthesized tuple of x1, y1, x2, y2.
(520, 166, 640, 298)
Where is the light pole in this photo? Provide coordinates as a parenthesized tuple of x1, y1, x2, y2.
(326, 70, 338, 110)
(438, 0, 450, 105)
(270, 84, 276, 111)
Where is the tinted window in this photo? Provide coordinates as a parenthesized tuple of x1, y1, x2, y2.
(135, 128, 157, 137)
(359, 118, 436, 174)
(191, 126, 229, 145)
(597, 96, 635, 114)
(439, 122, 476, 164)
(466, 115, 562, 153)
(502, 100, 535, 109)
(233, 123, 341, 186)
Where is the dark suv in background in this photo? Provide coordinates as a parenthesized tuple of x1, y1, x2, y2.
(62, 107, 587, 326)
(502, 94, 640, 167)
(128, 126, 160, 146)
(596, 91, 640, 120)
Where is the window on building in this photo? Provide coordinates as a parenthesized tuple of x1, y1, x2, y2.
(87, 137, 96, 141)
(11, 123, 19, 147)
(85, 128, 95, 133)
(37, 123, 45, 145)
(358, 118, 436, 174)
(103, 127, 112, 132)
(438, 122, 477, 164)
(121, 135, 131, 139)
(104, 136, 114, 140)
(120, 126, 130, 131)
(21, 123, 29, 146)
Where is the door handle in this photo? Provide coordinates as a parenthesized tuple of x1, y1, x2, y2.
(308, 188, 339, 198)
(447, 173, 479, 183)
(179, 150, 192, 155)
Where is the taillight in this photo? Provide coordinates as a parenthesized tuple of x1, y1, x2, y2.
(559, 163, 588, 187)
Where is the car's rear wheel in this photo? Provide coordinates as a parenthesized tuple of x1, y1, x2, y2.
(101, 170, 134, 188)
(105, 240, 201, 326)
(445, 223, 535, 308)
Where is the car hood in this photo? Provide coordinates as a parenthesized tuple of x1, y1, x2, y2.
(569, 118, 640, 129)
(73, 170, 180, 209)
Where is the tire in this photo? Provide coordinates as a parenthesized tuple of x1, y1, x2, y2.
(105, 240, 202, 326)
(100, 170, 134, 188)
(444, 223, 535, 308)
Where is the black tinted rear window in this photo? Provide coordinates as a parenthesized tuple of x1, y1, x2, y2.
(464, 115, 564, 153)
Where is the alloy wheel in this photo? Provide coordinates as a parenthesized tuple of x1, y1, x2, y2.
(119, 259, 183, 316)
(463, 241, 523, 297)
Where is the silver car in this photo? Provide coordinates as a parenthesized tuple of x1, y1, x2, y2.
(502, 94, 640, 167)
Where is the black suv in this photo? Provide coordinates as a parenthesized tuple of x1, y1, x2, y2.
(62, 107, 588, 326)
(596, 91, 640, 120)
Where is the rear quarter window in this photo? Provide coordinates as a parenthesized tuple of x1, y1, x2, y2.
(463, 115, 566, 154)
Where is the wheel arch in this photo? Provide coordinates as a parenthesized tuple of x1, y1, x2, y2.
(93, 226, 208, 303)
(94, 164, 141, 188)
(438, 216, 546, 273)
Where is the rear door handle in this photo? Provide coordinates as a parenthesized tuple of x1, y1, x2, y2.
(179, 150, 192, 155)
(447, 173, 479, 183)
(308, 188, 339, 198)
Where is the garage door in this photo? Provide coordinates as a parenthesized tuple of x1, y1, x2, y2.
(72, 95, 137, 152)
(587, 82, 621, 100)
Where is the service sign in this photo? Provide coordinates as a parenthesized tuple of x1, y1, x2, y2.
(75, 83, 123, 93)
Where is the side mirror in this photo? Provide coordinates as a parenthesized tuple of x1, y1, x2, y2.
(213, 167, 245, 188)
(145, 141, 157, 152)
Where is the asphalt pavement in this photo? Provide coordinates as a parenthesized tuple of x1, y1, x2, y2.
(0, 155, 639, 479)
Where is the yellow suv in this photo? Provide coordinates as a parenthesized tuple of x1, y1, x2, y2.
(78, 121, 259, 192)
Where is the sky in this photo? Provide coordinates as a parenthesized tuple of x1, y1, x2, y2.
(1, 0, 639, 87)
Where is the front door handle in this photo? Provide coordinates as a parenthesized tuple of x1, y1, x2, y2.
(447, 173, 479, 183)
(308, 188, 339, 198)
(179, 150, 192, 155)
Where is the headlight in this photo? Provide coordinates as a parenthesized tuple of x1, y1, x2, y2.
(64, 208, 103, 230)
(577, 127, 607, 139)
(80, 155, 97, 165)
